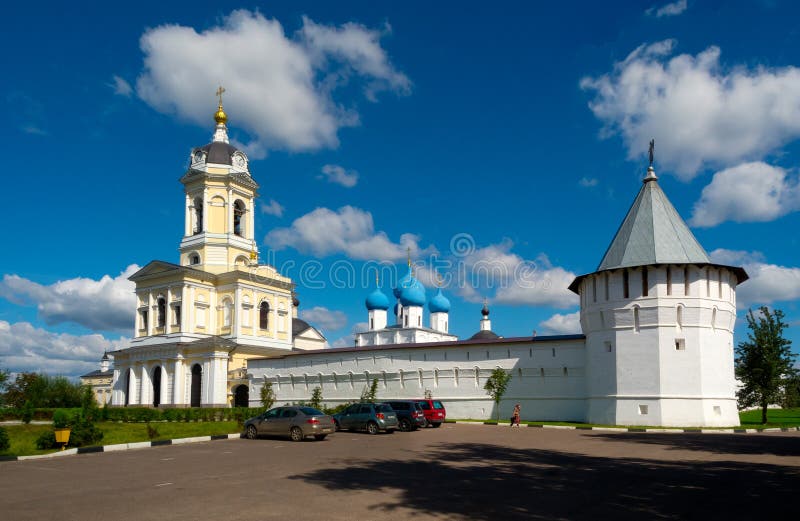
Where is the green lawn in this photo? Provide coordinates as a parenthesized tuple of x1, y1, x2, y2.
(0, 421, 242, 457)
(739, 408, 800, 429)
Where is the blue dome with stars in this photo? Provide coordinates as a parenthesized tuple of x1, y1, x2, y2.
(428, 288, 451, 313)
(365, 288, 390, 311)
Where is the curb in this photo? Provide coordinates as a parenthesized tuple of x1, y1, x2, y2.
(451, 421, 800, 434)
(4, 432, 242, 462)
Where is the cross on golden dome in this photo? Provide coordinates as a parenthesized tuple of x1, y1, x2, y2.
(214, 85, 227, 125)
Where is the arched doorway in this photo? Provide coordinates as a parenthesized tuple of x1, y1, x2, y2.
(190, 364, 202, 407)
(152, 366, 162, 407)
(233, 385, 249, 407)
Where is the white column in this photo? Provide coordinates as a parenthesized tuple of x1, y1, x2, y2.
(234, 287, 242, 338)
(165, 287, 171, 334)
(147, 292, 154, 337)
(186, 286, 195, 333)
(127, 366, 138, 405)
(272, 297, 278, 338)
(185, 193, 191, 237)
(227, 187, 234, 235)
(140, 364, 151, 406)
(202, 188, 208, 232)
(173, 357, 184, 405)
(248, 197, 255, 240)
(160, 360, 169, 406)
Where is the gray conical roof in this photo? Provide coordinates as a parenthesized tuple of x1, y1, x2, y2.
(597, 169, 709, 270)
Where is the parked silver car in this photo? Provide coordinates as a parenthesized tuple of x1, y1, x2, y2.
(333, 403, 399, 434)
(244, 406, 335, 442)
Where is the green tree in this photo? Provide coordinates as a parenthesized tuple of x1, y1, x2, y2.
(735, 306, 797, 424)
(260, 381, 276, 410)
(484, 368, 512, 422)
(5, 372, 83, 408)
(782, 375, 800, 409)
(0, 368, 9, 407)
(310, 387, 323, 410)
(360, 378, 379, 403)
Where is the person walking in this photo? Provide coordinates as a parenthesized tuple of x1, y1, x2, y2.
(511, 403, 521, 427)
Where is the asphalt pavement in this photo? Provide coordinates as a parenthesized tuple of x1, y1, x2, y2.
(1, 424, 799, 520)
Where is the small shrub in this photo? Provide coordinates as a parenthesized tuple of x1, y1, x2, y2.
(69, 411, 103, 447)
(310, 387, 323, 410)
(0, 427, 9, 452)
(21, 401, 34, 424)
(146, 422, 160, 440)
(36, 431, 56, 450)
(52, 409, 72, 429)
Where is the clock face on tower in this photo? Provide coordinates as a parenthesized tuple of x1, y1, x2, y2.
(193, 151, 204, 163)
(233, 153, 246, 169)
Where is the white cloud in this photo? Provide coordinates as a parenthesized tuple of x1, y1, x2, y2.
(330, 321, 369, 348)
(709, 249, 800, 307)
(579, 177, 599, 188)
(647, 0, 688, 17)
(299, 17, 411, 102)
(581, 40, 800, 179)
(319, 164, 359, 187)
(454, 240, 578, 308)
(539, 311, 581, 335)
(0, 321, 128, 377)
(690, 162, 800, 227)
(265, 206, 434, 261)
(136, 10, 409, 153)
(260, 199, 285, 217)
(0, 265, 138, 333)
(108, 75, 133, 97)
(300, 306, 349, 332)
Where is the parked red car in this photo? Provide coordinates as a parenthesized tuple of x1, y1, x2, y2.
(417, 399, 446, 427)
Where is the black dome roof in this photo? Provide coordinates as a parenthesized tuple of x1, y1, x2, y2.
(469, 330, 500, 341)
(199, 141, 239, 165)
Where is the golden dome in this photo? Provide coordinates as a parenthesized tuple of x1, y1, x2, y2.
(214, 103, 227, 125)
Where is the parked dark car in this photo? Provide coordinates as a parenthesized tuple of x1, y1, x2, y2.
(417, 399, 446, 427)
(244, 406, 335, 441)
(333, 403, 398, 434)
(384, 400, 427, 431)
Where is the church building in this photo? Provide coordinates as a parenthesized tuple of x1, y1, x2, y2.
(109, 95, 325, 409)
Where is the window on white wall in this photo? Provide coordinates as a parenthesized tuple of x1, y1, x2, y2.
(677, 305, 683, 330)
(434, 369, 439, 388)
(666, 267, 672, 296)
(633, 306, 640, 333)
(418, 369, 424, 388)
(675, 338, 686, 351)
(474, 367, 480, 388)
(332, 372, 338, 390)
(454, 367, 459, 387)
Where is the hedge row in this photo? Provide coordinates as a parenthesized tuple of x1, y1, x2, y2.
(0, 407, 264, 423)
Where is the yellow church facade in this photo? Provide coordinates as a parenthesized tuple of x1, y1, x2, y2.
(110, 95, 325, 408)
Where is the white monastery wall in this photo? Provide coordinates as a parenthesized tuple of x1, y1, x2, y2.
(248, 337, 587, 421)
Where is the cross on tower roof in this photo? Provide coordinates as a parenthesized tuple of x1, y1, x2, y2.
(216, 85, 226, 106)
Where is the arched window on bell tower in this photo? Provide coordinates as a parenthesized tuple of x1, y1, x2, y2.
(233, 200, 245, 237)
(193, 197, 204, 234)
(157, 297, 166, 329)
(259, 301, 270, 330)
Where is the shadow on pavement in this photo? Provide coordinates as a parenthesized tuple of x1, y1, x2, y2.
(590, 432, 800, 457)
(290, 442, 800, 520)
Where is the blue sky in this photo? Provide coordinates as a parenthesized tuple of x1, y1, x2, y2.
(1, 0, 799, 377)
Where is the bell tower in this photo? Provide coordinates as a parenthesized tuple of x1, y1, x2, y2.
(179, 87, 259, 274)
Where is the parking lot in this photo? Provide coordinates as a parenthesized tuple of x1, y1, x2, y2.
(2, 424, 799, 520)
